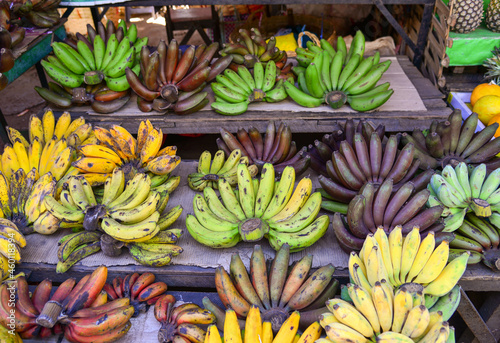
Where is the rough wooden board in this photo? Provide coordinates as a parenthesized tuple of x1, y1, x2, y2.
(21, 161, 349, 272)
(457, 288, 498, 343)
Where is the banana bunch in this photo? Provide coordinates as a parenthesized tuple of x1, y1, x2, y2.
(128, 39, 231, 114)
(56, 230, 102, 273)
(212, 244, 337, 332)
(217, 122, 311, 176)
(348, 227, 469, 297)
(188, 149, 257, 191)
(103, 272, 168, 316)
(449, 212, 500, 271)
(320, 283, 455, 343)
(205, 306, 322, 343)
(13, 0, 62, 28)
(211, 61, 289, 115)
(319, 132, 433, 204)
(332, 181, 445, 252)
(1, 267, 130, 342)
(0, 24, 24, 75)
(4, 110, 92, 185)
(0, 218, 25, 276)
(38, 20, 147, 112)
(0, 321, 22, 343)
(306, 119, 385, 176)
(428, 162, 500, 224)
(186, 163, 329, 251)
(404, 110, 500, 171)
(75, 120, 180, 182)
(294, 37, 337, 67)
(221, 28, 287, 69)
(45, 171, 183, 266)
(0, 167, 59, 235)
(154, 294, 215, 343)
(286, 31, 394, 112)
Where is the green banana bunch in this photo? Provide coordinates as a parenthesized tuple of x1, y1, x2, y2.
(428, 162, 500, 229)
(294, 37, 337, 68)
(286, 30, 394, 112)
(186, 163, 329, 251)
(188, 149, 258, 191)
(211, 61, 289, 115)
(38, 20, 147, 112)
(43, 169, 183, 269)
(449, 212, 500, 271)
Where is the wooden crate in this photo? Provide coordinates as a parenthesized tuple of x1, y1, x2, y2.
(405, 0, 454, 89)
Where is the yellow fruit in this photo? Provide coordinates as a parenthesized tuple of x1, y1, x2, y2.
(488, 114, 500, 137)
(470, 82, 500, 106)
(474, 95, 500, 125)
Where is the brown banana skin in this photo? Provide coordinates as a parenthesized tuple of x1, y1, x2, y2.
(91, 95, 130, 114)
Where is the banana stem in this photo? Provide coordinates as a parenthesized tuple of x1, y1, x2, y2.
(101, 234, 124, 257)
(325, 91, 347, 109)
(238, 218, 269, 242)
(160, 84, 178, 103)
(36, 300, 63, 328)
(470, 198, 492, 217)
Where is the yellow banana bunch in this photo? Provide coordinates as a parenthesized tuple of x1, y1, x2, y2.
(321, 283, 452, 343)
(188, 149, 258, 191)
(0, 218, 26, 275)
(74, 120, 180, 183)
(208, 306, 320, 343)
(43, 168, 183, 268)
(4, 109, 92, 184)
(349, 227, 469, 297)
(186, 162, 329, 251)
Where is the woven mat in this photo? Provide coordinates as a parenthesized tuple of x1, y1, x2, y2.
(22, 161, 350, 271)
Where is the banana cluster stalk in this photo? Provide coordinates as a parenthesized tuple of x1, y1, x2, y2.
(450, 212, 500, 271)
(103, 272, 168, 316)
(75, 120, 180, 182)
(0, 218, 26, 277)
(13, 0, 62, 28)
(286, 31, 394, 111)
(211, 61, 289, 115)
(5, 110, 92, 187)
(321, 282, 455, 343)
(56, 230, 102, 273)
(44, 170, 183, 267)
(212, 244, 337, 332)
(2, 267, 133, 342)
(217, 122, 311, 176)
(348, 227, 469, 298)
(222, 28, 288, 69)
(404, 110, 500, 171)
(205, 306, 321, 343)
(38, 20, 147, 113)
(188, 149, 257, 191)
(186, 163, 329, 251)
(332, 181, 445, 252)
(319, 132, 433, 205)
(128, 39, 231, 114)
(154, 294, 215, 343)
(306, 119, 385, 177)
(428, 162, 500, 227)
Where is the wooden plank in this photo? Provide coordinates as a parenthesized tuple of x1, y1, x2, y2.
(60, 0, 438, 6)
(407, 77, 445, 99)
(457, 288, 498, 343)
(459, 264, 500, 292)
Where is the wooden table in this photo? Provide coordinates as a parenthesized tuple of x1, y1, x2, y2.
(55, 56, 451, 134)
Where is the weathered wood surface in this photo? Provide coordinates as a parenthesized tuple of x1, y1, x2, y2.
(60, 55, 450, 134)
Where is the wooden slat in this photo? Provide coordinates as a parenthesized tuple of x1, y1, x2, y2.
(457, 288, 498, 343)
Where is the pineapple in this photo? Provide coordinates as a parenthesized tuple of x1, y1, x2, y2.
(484, 47, 500, 84)
(452, 0, 484, 33)
(486, 0, 500, 32)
